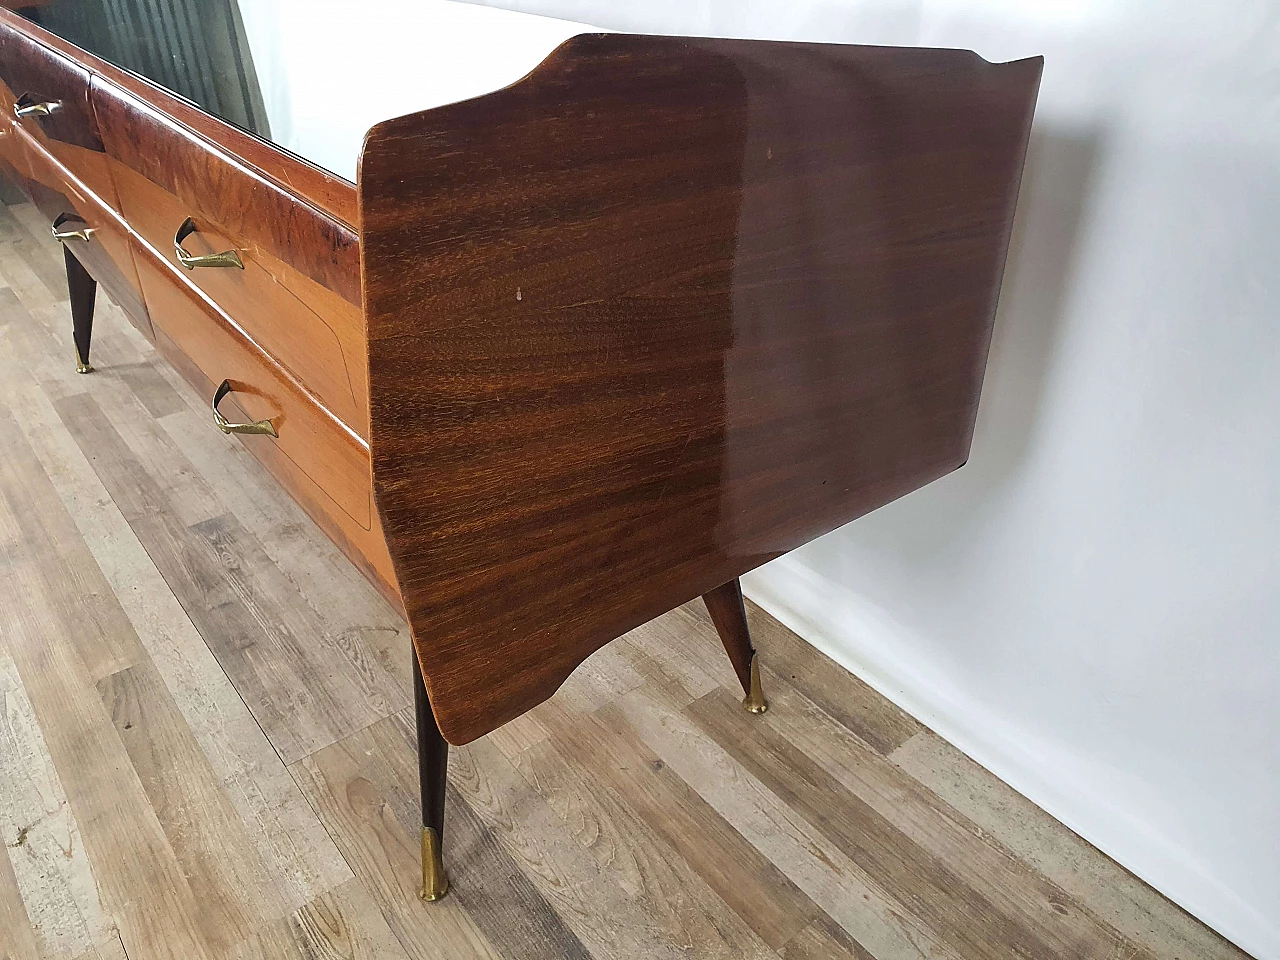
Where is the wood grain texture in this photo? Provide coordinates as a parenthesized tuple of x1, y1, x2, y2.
(360, 34, 1043, 743)
(782, 917, 876, 960)
(0, 20, 99, 152)
(127, 235, 375, 530)
(54, 390, 394, 765)
(688, 685, 1151, 960)
(291, 716, 579, 960)
(0, 19, 121, 217)
(542, 698, 818, 949)
(504, 731, 777, 960)
(701, 578, 755, 694)
(602, 664, 963, 960)
(0, 206, 1250, 959)
(99, 117, 368, 430)
(0, 364, 353, 921)
(92, 78, 361, 307)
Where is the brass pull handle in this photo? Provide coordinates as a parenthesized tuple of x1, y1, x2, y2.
(51, 213, 95, 243)
(14, 94, 62, 118)
(212, 380, 277, 437)
(175, 217, 244, 270)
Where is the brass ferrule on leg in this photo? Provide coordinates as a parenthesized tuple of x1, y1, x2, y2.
(75, 347, 92, 375)
(421, 826, 449, 901)
(743, 652, 768, 714)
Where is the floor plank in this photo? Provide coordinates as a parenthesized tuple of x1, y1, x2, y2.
(605, 671, 963, 960)
(291, 714, 569, 960)
(0, 353, 351, 918)
(0, 653, 108, 959)
(687, 686, 1146, 960)
(540, 695, 816, 951)
(509, 725, 779, 959)
(231, 879, 413, 960)
(890, 730, 1253, 960)
(782, 916, 876, 960)
(0, 412, 218, 960)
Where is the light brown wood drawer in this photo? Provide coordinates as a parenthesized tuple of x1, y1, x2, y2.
(11, 125, 151, 338)
(131, 240, 373, 531)
(92, 81, 369, 437)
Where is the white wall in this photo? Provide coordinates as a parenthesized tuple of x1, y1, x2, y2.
(234, 0, 593, 181)
(462, 1, 1279, 954)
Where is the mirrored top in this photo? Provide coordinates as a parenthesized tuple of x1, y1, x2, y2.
(18, 0, 595, 182)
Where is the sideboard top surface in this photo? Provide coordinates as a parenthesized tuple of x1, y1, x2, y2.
(14, 0, 595, 183)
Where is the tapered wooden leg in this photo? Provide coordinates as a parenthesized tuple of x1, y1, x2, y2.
(702, 578, 767, 714)
(413, 646, 449, 901)
(64, 246, 97, 374)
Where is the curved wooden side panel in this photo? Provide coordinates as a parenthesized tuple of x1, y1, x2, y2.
(359, 34, 1043, 744)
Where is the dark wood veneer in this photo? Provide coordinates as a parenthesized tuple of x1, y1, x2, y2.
(361, 35, 1042, 744)
(0, 21, 99, 151)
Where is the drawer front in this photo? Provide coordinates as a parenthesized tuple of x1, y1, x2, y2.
(13, 125, 152, 339)
(0, 21, 117, 209)
(109, 160, 367, 432)
(133, 242, 373, 530)
(92, 79, 368, 436)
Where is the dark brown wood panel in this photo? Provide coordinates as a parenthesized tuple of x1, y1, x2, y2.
(360, 35, 1041, 743)
(0, 17, 98, 151)
(0, 17, 119, 213)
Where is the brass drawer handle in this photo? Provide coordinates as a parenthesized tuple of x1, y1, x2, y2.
(51, 213, 95, 243)
(14, 94, 62, 118)
(212, 379, 277, 437)
(175, 217, 244, 270)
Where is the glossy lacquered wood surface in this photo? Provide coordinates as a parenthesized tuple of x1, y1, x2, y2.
(0, 10, 392, 604)
(0, 18, 119, 216)
(91, 78, 370, 438)
(101, 150, 368, 433)
(0, 19, 98, 151)
(132, 238, 373, 519)
(361, 35, 1042, 743)
(92, 79, 363, 311)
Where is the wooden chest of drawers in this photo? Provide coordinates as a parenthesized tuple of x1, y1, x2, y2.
(0, 4, 1040, 899)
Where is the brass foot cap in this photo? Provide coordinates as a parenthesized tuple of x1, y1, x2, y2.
(743, 654, 768, 714)
(76, 360, 93, 374)
(420, 826, 449, 902)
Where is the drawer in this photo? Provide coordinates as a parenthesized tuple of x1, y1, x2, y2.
(108, 160, 366, 433)
(132, 242, 373, 530)
(13, 125, 152, 340)
(92, 79, 368, 436)
(0, 20, 117, 210)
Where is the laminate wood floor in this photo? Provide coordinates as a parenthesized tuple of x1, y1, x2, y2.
(0, 191, 1251, 960)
